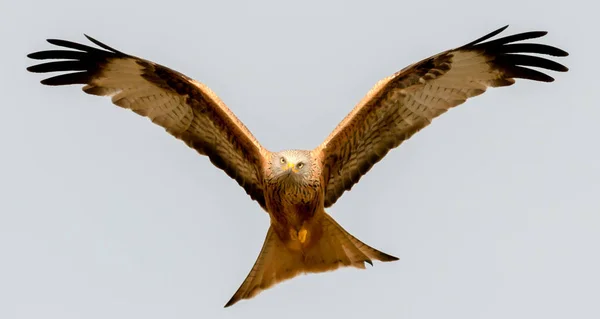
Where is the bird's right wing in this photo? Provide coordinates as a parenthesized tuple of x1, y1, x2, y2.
(27, 35, 269, 209)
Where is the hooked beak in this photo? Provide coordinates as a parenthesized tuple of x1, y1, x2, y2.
(286, 162, 298, 173)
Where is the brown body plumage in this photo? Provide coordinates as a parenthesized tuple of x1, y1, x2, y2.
(26, 25, 568, 307)
(226, 149, 398, 306)
(265, 150, 321, 238)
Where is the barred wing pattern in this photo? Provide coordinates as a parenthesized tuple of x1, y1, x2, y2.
(28, 36, 269, 209)
(317, 25, 568, 207)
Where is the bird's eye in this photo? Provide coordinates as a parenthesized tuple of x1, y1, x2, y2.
(280, 157, 286, 164)
(297, 162, 304, 169)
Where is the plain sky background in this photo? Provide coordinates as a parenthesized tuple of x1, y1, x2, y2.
(1, 0, 598, 318)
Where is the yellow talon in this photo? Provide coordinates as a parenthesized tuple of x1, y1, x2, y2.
(298, 228, 307, 243)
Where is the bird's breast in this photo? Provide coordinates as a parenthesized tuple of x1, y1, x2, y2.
(265, 180, 323, 233)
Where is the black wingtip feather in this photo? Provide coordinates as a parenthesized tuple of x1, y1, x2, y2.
(27, 50, 87, 60)
(27, 60, 89, 73)
(462, 25, 510, 47)
(46, 38, 95, 52)
(39, 71, 92, 86)
(498, 43, 569, 57)
(506, 66, 556, 82)
(478, 31, 549, 48)
(83, 34, 124, 54)
(499, 54, 569, 72)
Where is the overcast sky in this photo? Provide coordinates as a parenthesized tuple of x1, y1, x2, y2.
(1, 0, 598, 318)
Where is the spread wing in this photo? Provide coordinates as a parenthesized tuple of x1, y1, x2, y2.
(315, 25, 568, 208)
(27, 35, 269, 209)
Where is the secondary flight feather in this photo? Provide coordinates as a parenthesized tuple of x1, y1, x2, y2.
(27, 25, 568, 307)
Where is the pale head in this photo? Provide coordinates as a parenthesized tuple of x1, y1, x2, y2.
(269, 149, 314, 183)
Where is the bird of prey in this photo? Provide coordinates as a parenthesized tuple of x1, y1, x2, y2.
(27, 25, 568, 307)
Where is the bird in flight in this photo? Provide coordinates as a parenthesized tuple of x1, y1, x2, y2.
(27, 25, 568, 307)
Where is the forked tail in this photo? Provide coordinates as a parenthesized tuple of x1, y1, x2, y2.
(224, 212, 398, 307)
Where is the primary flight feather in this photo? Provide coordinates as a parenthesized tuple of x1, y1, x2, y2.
(27, 25, 568, 307)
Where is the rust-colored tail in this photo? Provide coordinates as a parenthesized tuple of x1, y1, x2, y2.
(224, 213, 398, 307)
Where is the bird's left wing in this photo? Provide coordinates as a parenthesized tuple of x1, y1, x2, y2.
(315, 25, 568, 208)
(28, 35, 269, 209)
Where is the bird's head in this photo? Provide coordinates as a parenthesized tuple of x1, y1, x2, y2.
(270, 150, 313, 183)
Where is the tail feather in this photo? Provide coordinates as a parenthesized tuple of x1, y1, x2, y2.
(321, 212, 399, 265)
(224, 212, 398, 307)
(224, 227, 303, 307)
